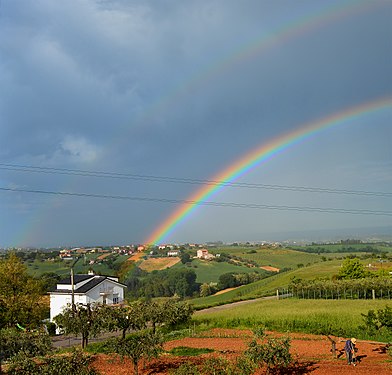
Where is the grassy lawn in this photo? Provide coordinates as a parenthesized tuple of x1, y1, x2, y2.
(239, 248, 320, 269)
(174, 258, 269, 283)
(194, 298, 392, 342)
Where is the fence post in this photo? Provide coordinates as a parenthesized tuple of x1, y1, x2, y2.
(372, 289, 375, 300)
(276, 289, 279, 300)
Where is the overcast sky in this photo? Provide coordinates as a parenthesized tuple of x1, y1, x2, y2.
(0, 0, 391, 248)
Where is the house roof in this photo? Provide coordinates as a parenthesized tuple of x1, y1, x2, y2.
(49, 274, 127, 294)
(58, 274, 93, 284)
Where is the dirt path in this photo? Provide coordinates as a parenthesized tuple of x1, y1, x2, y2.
(92, 329, 391, 374)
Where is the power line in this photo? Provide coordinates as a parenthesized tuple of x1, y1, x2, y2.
(0, 163, 391, 197)
(1, 186, 391, 216)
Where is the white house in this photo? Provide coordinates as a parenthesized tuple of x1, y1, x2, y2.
(167, 250, 180, 257)
(49, 273, 127, 326)
(196, 249, 214, 260)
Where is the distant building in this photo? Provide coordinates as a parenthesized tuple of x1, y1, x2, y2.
(196, 249, 214, 260)
(167, 250, 180, 257)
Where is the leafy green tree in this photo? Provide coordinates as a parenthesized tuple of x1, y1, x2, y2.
(0, 253, 47, 329)
(128, 268, 198, 298)
(102, 302, 146, 339)
(199, 283, 212, 297)
(7, 349, 100, 375)
(0, 328, 52, 361)
(40, 272, 61, 291)
(54, 303, 106, 348)
(109, 330, 163, 375)
(141, 298, 193, 333)
(337, 258, 367, 279)
(361, 306, 392, 333)
(217, 273, 237, 290)
(245, 330, 292, 375)
(180, 252, 191, 264)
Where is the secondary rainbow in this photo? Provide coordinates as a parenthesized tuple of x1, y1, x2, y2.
(145, 96, 392, 245)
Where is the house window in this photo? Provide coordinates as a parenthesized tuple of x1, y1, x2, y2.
(113, 295, 119, 304)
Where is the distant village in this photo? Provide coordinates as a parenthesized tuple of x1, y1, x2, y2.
(1, 238, 388, 259)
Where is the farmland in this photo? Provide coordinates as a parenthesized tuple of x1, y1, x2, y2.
(139, 257, 181, 272)
(193, 298, 392, 342)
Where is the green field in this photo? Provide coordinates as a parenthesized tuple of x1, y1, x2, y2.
(238, 248, 320, 269)
(190, 259, 342, 306)
(173, 258, 270, 283)
(290, 243, 392, 253)
(189, 257, 391, 308)
(208, 244, 391, 269)
(194, 298, 392, 342)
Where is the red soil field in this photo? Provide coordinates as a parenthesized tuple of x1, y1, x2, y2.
(92, 328, 391, 374)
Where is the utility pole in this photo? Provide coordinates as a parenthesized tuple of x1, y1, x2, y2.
(71, 266, 75, 311)
(70, 256, 79, 312)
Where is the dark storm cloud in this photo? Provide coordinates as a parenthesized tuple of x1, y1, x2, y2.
(0, 0, 390, 246)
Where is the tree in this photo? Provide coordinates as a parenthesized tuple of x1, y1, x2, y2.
(217, 273, 237, 290)
(109, 330, 163, 375)
(54, 303, 106, 348)
(102, 302, 146, 339)
(180, 252, 191, 264)
(362, 306, 392, 333)
(245, 330, 292, 375)
(0, 253, 47, 329)
(337, 258, 367, 280)
(0, 328, 52, 361)
(7, 349, 100, 375)
(40, 272, 61, 291)
(200, 283, 212, 297)
(141, 298, 194, 334)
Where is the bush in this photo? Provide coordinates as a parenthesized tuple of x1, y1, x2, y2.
(246, 334, 292, 374)
(0, 328, 52, 360)
(387, 345, 392, 358)
(6, 349, 100, 375)
(361, 305, 392, 336)
(170, 361, 200, 375)
(108, 330, 163, 375)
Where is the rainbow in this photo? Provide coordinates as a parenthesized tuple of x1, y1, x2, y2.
(145, 97, 392, 245)
(111, 0, 381, 151)
(14, 1, 387, 247)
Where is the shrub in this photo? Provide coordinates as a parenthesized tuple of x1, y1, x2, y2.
(201, 356, 230, 375)
(361, 305, 392, 335)
(387, 345, 392, 358)
(108, 330, 163, 375)
(246, 334, 292, 374)
(170, 361, 200, 375)
(6, 349, 100, 375)
(0, 328, 52, 360)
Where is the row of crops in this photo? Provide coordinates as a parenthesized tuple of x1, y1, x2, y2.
(286, 277, 392, 299)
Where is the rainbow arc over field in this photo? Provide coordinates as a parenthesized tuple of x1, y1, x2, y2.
(145, 97, 392, 245)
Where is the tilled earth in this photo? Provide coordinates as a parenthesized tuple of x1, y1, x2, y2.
(92, 329, 391, 374)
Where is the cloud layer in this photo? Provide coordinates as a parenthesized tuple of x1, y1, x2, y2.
(0, 0, 391, 246)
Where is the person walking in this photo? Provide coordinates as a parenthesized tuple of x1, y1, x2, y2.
(344, 338, 357, 366)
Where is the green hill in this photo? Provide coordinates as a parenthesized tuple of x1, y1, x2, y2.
(172, 258, 270, 283)
(190, 259, 344, 308)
